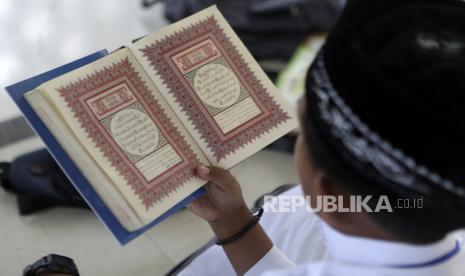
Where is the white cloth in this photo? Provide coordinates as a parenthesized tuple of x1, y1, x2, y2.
(180, 186, 465, 276)
(244, 246, 293, 276)
(180, 187, 328, 276)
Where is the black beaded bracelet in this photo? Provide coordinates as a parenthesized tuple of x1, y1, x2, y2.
(215, 207, 264, 246)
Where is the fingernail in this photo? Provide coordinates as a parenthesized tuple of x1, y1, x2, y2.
(197, 165, 210, 176)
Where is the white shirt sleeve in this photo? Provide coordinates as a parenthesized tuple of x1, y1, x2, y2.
(244, 246, 295, 276)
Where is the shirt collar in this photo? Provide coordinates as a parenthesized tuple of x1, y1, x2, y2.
(320, 220, 461, 267)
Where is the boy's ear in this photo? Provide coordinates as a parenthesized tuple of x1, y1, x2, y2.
(308, 171, 344, 201)
(314, 172, 338, 197)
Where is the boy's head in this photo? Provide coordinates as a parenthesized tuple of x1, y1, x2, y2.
(295, 0, 465, 244)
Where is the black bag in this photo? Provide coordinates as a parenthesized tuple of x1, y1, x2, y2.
(162, 0, 343, 62)
(0, 149, 88, 215)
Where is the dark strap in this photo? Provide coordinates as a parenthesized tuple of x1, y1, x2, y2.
(0, 162, 11, 191)
(215, 208, 264, 246)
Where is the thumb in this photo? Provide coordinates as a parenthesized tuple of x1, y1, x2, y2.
(196, 165, 236, 187)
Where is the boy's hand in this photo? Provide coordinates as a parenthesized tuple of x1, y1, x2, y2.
(188, 166, 272, 276)
(187, 165, 248, 223)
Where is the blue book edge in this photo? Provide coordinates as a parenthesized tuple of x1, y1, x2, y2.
(5, 50, 206, 245)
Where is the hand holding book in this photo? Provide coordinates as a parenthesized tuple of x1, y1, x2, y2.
(188, 165, 273, 275)
(187, 165, 246, 223)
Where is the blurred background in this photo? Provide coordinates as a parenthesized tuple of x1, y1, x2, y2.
(0, 0, 168, 122)
(0, 0, 343, 275)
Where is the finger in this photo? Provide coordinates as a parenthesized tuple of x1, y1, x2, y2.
(187, 194, 213, 211)
(196, 165, 211, 179)
(196, 165, 235, 187)
(186, 193, 208, 208)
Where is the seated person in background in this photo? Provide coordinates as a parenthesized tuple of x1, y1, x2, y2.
(181, 0, 465, 275)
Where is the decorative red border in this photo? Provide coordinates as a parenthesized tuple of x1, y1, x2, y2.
(140, 17, 291, 161)
(86, 84, 136, 119)
(58, 58, 200, 209)
(174, 40, 219, 73)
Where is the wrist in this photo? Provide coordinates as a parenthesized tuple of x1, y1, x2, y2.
(209, 205, 253, 240)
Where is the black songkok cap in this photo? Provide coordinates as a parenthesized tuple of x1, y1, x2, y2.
(306, 0, 465, 207)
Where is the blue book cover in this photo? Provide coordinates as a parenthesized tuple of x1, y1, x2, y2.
(5, 51, 205, 245)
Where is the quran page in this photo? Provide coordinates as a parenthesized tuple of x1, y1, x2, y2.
(132, 6, 298, 168)
(29, 48, 209, 226)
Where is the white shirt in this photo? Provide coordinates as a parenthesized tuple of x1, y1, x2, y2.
(181, 186, 465, 276)
(246, 218, 465, 276)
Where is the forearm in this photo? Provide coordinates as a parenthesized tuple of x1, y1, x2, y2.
(209, 206, 273, 275)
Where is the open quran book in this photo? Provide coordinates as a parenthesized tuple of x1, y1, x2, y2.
(9, 6, 297, 242)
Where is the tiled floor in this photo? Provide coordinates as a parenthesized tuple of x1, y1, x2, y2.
(0, 1, 300, 275)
